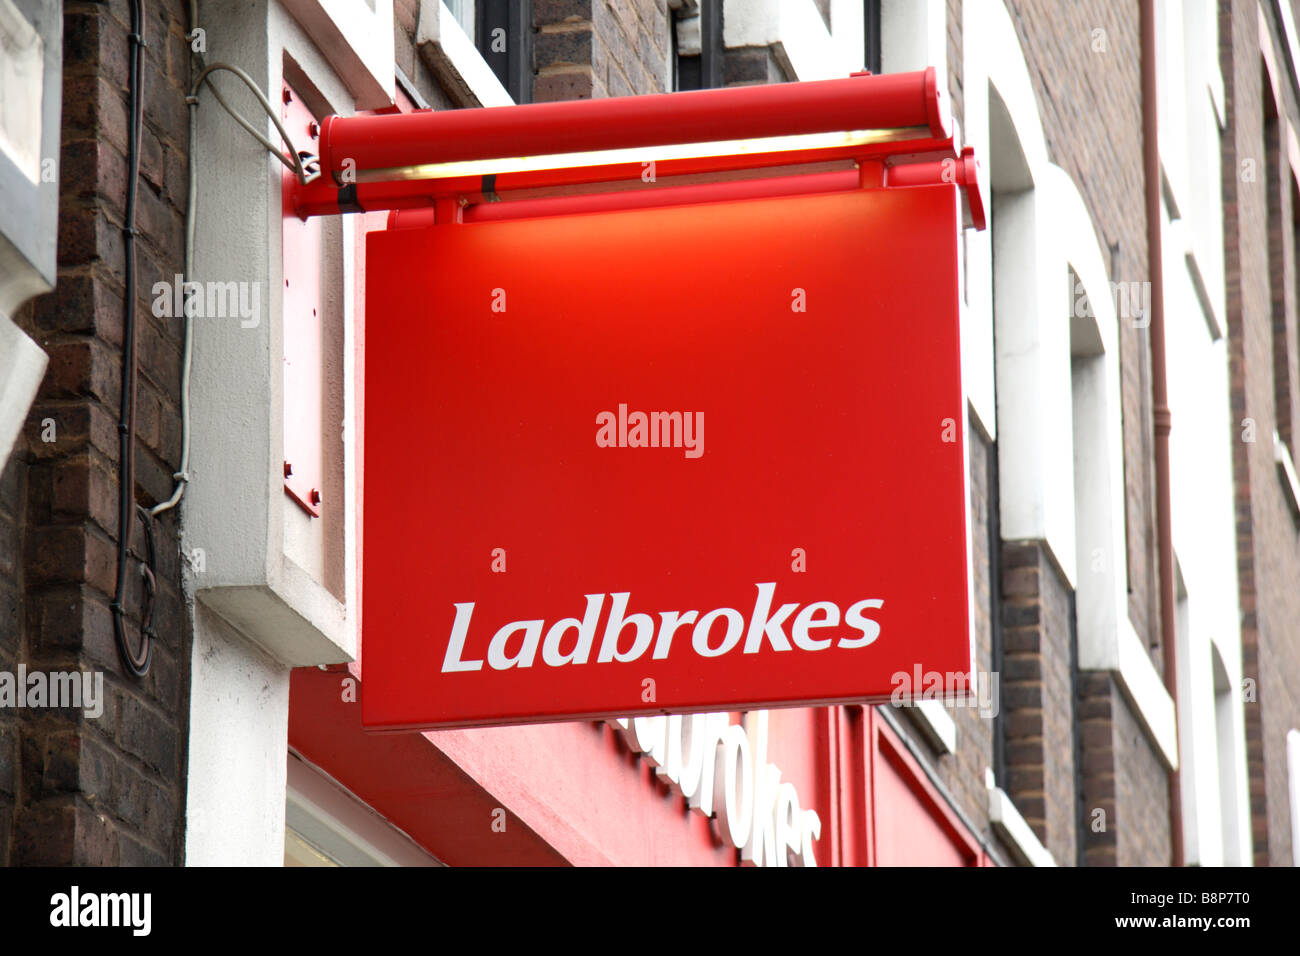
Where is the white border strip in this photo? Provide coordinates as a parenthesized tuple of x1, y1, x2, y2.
(416, 1, 513, 108)
(1116, 617, 1179, 770)
(1288, 728, 1300, 865)
(1274, 430, 1300, 518)
(1274, 0, 1300, 102)
(904, 700, 958, 754)
(286, 751, 442, 867)
(987, 783, 1057, 866)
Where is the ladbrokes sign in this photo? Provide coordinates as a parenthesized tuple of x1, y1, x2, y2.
(362, 184, 972, 730)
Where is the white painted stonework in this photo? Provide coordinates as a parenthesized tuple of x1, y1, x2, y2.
(963, 0, 1179, 770)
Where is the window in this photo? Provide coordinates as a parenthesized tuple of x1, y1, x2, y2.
(864, 0, 881, 74)
(476, 0, 533, 103)
(445, 0, 474, 35)
(672, 0, 722, 91)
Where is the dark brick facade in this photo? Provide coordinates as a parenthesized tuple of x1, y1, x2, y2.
(0, 0, 193, 865)
(0, 458, 24, 866)
(1221, 0, 1300, 867)
(999, 540, 1079, 865)
(1076, 670, 1172, 865)
(533, 0, 669, 101)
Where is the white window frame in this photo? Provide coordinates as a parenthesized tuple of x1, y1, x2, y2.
(416, 0, 513, 107)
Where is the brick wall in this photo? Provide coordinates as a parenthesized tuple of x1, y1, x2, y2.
(533, 0, 669, 101)
(0, 0, 192, 865)
(1076, 670, 1171, 865)
(0, 457, 23, 865)
(999, 540, 1078, 865)
(1222, 0, 1300, 867)
(723, 46, 789, 86)
(1077, 671, 1117, 864)
(1111, 673, 1173, 865)
(916, 419, 1000, 856)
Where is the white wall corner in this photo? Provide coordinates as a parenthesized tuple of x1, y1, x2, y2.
(723, 0, 781, 49)
(416, 0, 513, 108)
(722, 0, 865, 81)
(186, 1, 355, 669)
(186, 605, 291, 865)
(881, 0, 946, 92)
(971, 0, 1078, 590)
(776, 0, 860, 80)
(991, 186, 1079, 590)
(987, 784, 1056, 866)
(0, 313, 47, 464)
(280, 0, 396, 110)
(959, 2, 995, 440)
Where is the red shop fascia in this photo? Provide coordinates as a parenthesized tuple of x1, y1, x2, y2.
(284, 69, 995, 866)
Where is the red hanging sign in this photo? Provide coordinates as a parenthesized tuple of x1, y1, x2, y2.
(362, 183, 972, 730)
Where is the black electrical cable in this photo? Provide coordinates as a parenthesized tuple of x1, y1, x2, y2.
(110, 0, 155, 678)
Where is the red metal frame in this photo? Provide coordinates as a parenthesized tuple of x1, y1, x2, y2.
(318, 69, 946, 178)
(870, 710, 989, 866)
(281, 81, 324, 518)
(288, 68, 986, 228)
(290, 668, 992, 866)
(385, 169, 864, 229)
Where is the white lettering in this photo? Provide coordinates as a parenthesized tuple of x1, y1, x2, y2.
(486, 619, 543, 669)
(441, 586, 886, 670)
(596, 405, 705, 458)
(441, 603, 483, 672)
(692, 607, 745, 657)
(50, 886, 150, 936)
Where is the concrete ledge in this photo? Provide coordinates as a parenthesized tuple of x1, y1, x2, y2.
(1115, 618, 1179, 771)
(198, 575, 349, 668)
(416, 0, 512, 108)
(902, 700, 957, 755)
(281, 0, 395, 109)
(988, 783, 1056, 867)
(1274, 431, 1300, 520)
